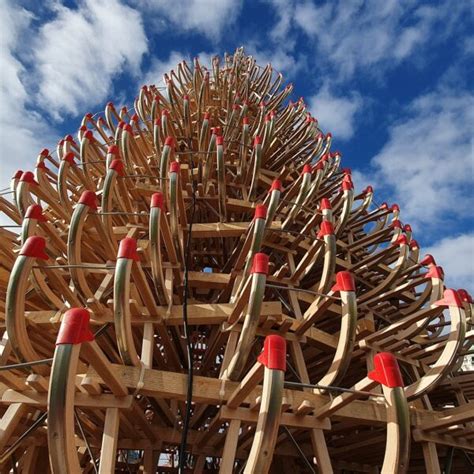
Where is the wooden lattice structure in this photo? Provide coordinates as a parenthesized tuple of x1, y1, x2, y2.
(0, 48, 473, 473)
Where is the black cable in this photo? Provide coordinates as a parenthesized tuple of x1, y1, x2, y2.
(178, 152, 198, 473)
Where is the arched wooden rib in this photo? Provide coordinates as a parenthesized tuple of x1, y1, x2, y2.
(34, 150, 58, 199)
(10, 169, 23, 213)
(264, 180, 282, 227)
(334, 179, 354, 236)
(216, 136, 227, 221)
(368, 353, 410, 474)
(5, 236, 49, 373)
(149, 193, 169, 305)
(282, 165, 312, 228)
(404, 289, 467, 400)
(198, 111, 210, 154)
(114, 237, 141, 367)
(79, 130, 102, 189)
(309, 220, 336, 294)
(316, 272, 357, 389)
(159, 136, 174, 196)
(244, 336, 286, 474)
(169, 160, 182, 254)
(15, 172, 37, 217)
(57, 152, 79, 214)
(302, 163, 324, 207)
(105, 102, 120, 133)
(20, 204, 46, 245)
(350, 186, 373, 223)
(224, 253, 269, 381)
(203, 127, 219, 192)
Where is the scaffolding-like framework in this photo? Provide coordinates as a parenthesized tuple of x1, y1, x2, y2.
(0, 48, 472, 473)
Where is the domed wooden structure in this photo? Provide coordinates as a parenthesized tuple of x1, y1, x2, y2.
(0, 48, 472, 473)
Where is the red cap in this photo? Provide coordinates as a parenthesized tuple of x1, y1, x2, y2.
(254, 204, 267, 220)
(107, 145, 119, 155)
(84, 130, 94, 140)
(318, 221, 334, 238)
(63, 152, 76, 165)
(257, 335, 286, 371)
(154, 118, 161, 126)
(118, 237, 140, 261)
(78, 190, 98, 210)
(320, 198, 332, 210)
(342, 181, 353, 190)
(56, 308, 94, 345)
(153, 96, 160, 103)
(123, 124, 133, 133)
(183, 94, 189, 101)
(425, 265, 444, 279)
(409, 240, 419, 250)
(25, 204, 47, 222)
(85, 112, 93, 119)
(434, 289, 463, 308)
(162, 109, 170, 117)
(368, 353, 404, 388)
(254, 136, 262, 146)
(420, 254, 436, 266)
(326, 133, 332, 139)
(20, 171, 38, 185)
(36, 161, 47, 170)
(19, 236, 49, 260)
(365, 185, 373, 193)
(203, 112, 210, 120)
(107, 101, 115, 108)
(12, 170, 23, 179)
(331, 271, 356, 292)
(457, 289, 473, 304)
(165, 136, 174, 147)
(251, 252, 269, 275)
(117, 121, 125, 129)
(109, 159, 125, 176)
(404, 224, 412, 232)
(151, 192, 164, 210)
(131, 113, 139, 122)
(169, 161, 180, 173)
(216, 135, 224, 146)
(391, 204, 400, 212)
(302, 164, 312, 174)
(40, 148, 49, 157)
(270, 179, 282, 192)
(65, 134, 74, 142)
(391, 219, 402, 229)
(343, 168, 352, 175)
(393, 234, 408, 246)
(243, 117, 249, 125)
(314, 162, 324, 171)
(79, 125, 87, 132)
(380, 202, 388, 209)
(214, 126, 222, 136)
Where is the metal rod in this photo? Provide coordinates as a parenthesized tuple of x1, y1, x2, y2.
(0, 358, 53, 372)
(265, 283, 341, 300)
(75, 409, 99, 474)
(33, 264, 116, 269)
(284, 380, 384, 398)
(282, 426, 316, 473)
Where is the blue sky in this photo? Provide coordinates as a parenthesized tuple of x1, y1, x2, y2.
(1, 0, 473, 290)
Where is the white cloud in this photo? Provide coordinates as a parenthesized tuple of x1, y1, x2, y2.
(0, 1, 57, 185)
(34, 0, 148, 119)
(132, 0, 243, 40)
(424, 233, 474, 291)
(366, 88, 474, 227)
(308, 85, 362, 140)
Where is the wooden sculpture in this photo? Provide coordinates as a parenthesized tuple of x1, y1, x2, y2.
(0, 47, 473, 473)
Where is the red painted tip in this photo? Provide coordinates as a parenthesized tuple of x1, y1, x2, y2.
(232, 103, 239, 110)
(109, 159, 125, 176)
(78, 190, 98, 210)
(118, 121, 125, 129)
(154, 117, 161, 126)
(365, 185, 373, 193)
(98, 117, 105, 123)
(20, 171, 38, 185)
(153, 96, 160, 102)
(107, 101, 114, 108)
(169, 161, 180, 173)
(216, 135, 224, 146)
(409, 239, 419, 250)
(151, 192, 164, 210)
(131, 113, 139, 122)
(380, 202, 388, 209)
(318, 220, 335, 238)
(333, 150, 341, 157)
(391, 219, 402, 229)
(162, 109, 170, 117)
(368, 353, 404, 388)
(343, 168, 352, 175)
(84, 130, 94, 140)
(56, 308, 94, 345)
(25, 204, 47, 222)
(63, 152, 76, 165)
(425, 265, 444, 279)
(203, 112, 210, 120)
(270, 179, 282, 192)
(79, 125, 87, 132)
(342, 181, 354, 191)
(321, 153, 330, 162)
(331, 271, 356, 293)
(258, 335, 286, 371)
(123, 124, 133, 133)
(183, 94, 189, 101)
(12, 170, 23, 180)
(314, 162, 324, 171)
(254, 136, 262, 146)
(65, 134, 74, 142)
(435, 289, 463, 308)
(243, 116, 249, 125)
(251, 252, 269, 275)
(36, 161, 47, 170)
(403, 224, 412, 232)
(20, 236, 49, 260)
(121, 106, 128, 113)
(420, 254, 436, 266)
(40, 148, 49, 157)
(457, 289, 473, 304)
(320, 198, 332, 210)
(393, 234, 408, 246)
(303, 164, 312, 174)
(254, 204, 267, 220)
(107, 145, 119, 155)
(391, 204, 400, 212)
(214, 126, 222, 136)
(118, 237, 140, 261)
(165, 136, 175, 147)
(85, 112, 93, 119)
(326, 133, 332, 139)
(342, 175, 353, 184)
(141, 85, 148, 91)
